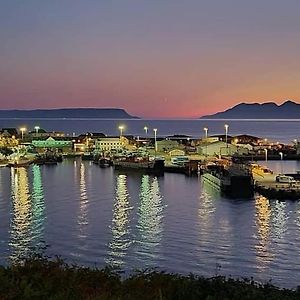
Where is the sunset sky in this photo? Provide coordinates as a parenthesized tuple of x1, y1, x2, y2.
(1, 0, 300, 118)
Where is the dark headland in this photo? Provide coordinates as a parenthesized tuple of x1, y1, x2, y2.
(0, 108, 139, 119)
(201, 100, 300, 119)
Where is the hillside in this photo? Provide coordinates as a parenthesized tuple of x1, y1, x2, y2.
(201, 100, 300, 119)
(0, 108, 139, 119)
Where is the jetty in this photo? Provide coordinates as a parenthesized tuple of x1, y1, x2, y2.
(251, 164, 300, 200)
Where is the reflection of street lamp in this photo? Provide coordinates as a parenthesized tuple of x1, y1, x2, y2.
(20, 127, 26, 140)
(34, 126, 40, 134)
(153, 128, 158, 155)
(224, 124, 229, 146)
(144, 126, 148, 136)
(118, 125, 124, 137)
(203, 127, 208, 139)
(264, 148, 268, 161)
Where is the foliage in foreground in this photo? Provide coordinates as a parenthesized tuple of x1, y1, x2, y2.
(0, 255, 298, 300)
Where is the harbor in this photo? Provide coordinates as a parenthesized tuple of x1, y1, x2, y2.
(2, 124, 300, 200)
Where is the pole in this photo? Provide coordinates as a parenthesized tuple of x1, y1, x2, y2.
(264, 149, 268, 161)
(153, 128, 157, 157)
(225, 124, 229, 145)
(279, 152, 283, 174)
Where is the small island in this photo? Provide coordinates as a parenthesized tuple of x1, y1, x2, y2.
(201, 100, 300, 119)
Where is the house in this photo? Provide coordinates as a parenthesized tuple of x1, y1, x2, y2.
(95, 137, 122, 152)
(32, 137, 73, 153)
(197, 141, 238, 156)
(156, 140, 180, 152)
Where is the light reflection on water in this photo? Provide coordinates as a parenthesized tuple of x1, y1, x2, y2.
(135, 176, 164, 263)
(254, 195, 274, 271)
(106, 174, 133, 267)
(78, 162, 89, 240)
(0, 161, 300, 288)
(9, 166, 45, 262)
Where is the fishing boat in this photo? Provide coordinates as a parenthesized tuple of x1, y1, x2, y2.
(99, 157, 112, 168)
(202, 162, 254, 198)
(7, 157, 34, 168)
(113, 155, 164, 174)
(35, 152, 62, 165)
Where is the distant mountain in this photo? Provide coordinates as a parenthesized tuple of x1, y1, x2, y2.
(201, 100, 300, 119)
(0, 108, 139, 119)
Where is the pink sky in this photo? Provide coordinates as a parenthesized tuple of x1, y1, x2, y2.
(1, 1, 300, 118)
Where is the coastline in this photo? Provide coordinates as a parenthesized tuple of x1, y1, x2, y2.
(1, 256, 299, 300)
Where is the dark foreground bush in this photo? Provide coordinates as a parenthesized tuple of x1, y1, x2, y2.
(0, 256, 298, 300)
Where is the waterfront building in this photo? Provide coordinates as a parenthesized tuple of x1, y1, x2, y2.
(197, 141, 238, 156)
(32, 137, 73, 153)
(156, 140, 181, 152)
(95, 137, 122, 152)
(75, 132, 106, 153)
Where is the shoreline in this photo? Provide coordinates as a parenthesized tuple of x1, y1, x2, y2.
(1, 256, 299, 299)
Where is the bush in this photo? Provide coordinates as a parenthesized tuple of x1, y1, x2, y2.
(0, 256, 298, 299)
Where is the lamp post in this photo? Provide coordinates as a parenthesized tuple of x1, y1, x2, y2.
(144, 126, 148, 136)
(20, 127, 26, 140)
(264, 148, 268, 161)
(34, 126, 40, 135)
(203, 127, 208, 157)
(279, 151, 283, 174)
(153, 128, 158, 156)
(224, 124, 229, 145)
(203, 127, 208, 139)
(118, 125, 124, 137)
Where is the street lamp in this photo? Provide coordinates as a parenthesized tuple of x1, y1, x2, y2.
(34, 126, 40, 135)
(279, 151, 284, 174)
(224, 124, 229, 145)
(144, 126, 148, 136)
(203, 127, 208, 139)
(264, 148, 268, 161)
(118, 125, 124, 137)
(153, 128, 158, 155)
(20, 127, 26, 140)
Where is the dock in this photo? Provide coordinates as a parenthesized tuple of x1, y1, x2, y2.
(255, 181, 300, 200)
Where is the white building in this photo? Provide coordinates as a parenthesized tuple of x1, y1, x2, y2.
(95, 137, 121, 152)
(197, 141, 238, 156)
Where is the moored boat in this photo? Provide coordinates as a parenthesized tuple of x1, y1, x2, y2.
(7, 158, 33, 168)
(99, 157, 112, 168)
(202, 163, 254, 198)
(113, 156, 164, 173)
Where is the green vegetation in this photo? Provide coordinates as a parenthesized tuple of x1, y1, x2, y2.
(0, 255, 298, 300)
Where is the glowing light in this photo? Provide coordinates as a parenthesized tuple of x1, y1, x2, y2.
(203, 127, 208, 139)
(136, 175, 164, 261)
(107, 174, 132, 267)
(19, 127, 26, 140)
(34, 126, 40, 134)
(144, 126, 148, 135)
(118, 125, 125, 137)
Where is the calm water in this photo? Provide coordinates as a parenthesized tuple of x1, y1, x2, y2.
(0, 119, 300, 288)
(0, 118, 300, 143)
(0, 160, 300, 288)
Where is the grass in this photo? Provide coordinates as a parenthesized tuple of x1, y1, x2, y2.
(0, 255, 298, 299)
